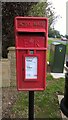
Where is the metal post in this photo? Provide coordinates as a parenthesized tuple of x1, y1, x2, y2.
(28, 91, 34, 120)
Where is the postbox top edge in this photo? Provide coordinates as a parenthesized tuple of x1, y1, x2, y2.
(15, 16, 48, 21)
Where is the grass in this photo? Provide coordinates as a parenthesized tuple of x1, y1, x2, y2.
(47, 39, 53, 61)
(47, 49, 50, 61)
(48, 40, 53, 45)
(11, 74, 65, 118)
(66, 43, 68, 54)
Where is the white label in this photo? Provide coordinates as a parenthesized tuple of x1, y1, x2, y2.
(25, 57, 37, 79)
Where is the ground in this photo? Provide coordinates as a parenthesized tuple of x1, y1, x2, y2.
(2, 87, 18, 118)
(2, 74, 65, 119)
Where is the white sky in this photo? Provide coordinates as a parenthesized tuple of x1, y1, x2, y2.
(48, 0, 68, 35)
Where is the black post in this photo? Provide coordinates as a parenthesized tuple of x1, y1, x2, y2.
(28, 91, 34, 120)
(60, 60, 68, 117)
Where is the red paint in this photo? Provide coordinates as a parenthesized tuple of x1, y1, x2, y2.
(14, 17, 48, 91)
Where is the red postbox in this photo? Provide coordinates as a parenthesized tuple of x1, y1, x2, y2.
(15, 17, 48, 91)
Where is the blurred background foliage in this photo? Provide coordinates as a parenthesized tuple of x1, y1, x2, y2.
(2, 1, 60, 58)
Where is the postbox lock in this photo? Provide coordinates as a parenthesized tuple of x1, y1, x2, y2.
(30, 50, 34, 54)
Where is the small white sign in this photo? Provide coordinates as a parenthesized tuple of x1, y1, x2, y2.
(25, 57, 37, 79)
